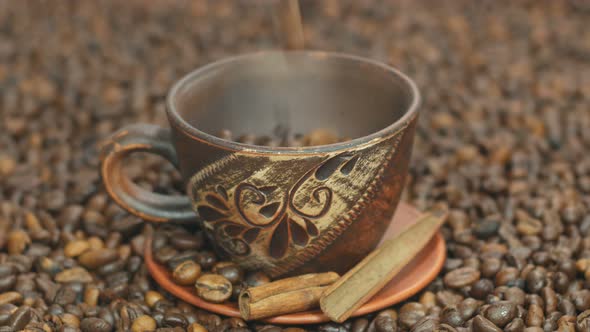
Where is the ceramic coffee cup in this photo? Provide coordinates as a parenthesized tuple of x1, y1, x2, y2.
(100, 51, 420, 277)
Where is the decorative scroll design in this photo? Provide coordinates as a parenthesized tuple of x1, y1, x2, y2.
(195, 152, 359, 258)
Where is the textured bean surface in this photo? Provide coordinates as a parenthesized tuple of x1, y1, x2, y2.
(0, 1, 589, 331)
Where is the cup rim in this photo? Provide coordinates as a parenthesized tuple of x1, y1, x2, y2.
(166, 50, 421, 154)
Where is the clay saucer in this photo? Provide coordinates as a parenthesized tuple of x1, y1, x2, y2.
(145, 202, 445, 325)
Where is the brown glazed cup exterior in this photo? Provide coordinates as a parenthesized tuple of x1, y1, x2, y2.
(100, 51, 420, 277)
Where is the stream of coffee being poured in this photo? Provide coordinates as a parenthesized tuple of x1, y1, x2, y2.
(275, 0, 305, 50)
(222, 0, 339, 147)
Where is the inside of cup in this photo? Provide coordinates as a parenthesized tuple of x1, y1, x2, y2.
(170, 52, 415, 145)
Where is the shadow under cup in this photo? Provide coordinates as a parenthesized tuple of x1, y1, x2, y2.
(101, 51, 420, 277)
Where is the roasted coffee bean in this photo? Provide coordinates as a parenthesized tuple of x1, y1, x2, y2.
(110, 216, 142, 237)
(231, 283, 247, 301)
(7, 306, 33, 330)
(483, 301, 517, 328)
(419, 291, 436, 308)
(444, 259, 463, 273)
(64, 240, 91, 258)
(558, 260, 577, 280)
(155, 328, 184, 332)
(470, 279, 494, 300)
(553, 272, 570, 294)
(410, 315, 439, 332)
(504, 317, 524, 332)
(544, 311, 562, 331)
(0, 292, 23, 306)
(441, 306, 464, 327)
(245, 272, 271, 287)
(496, 268, 520, 286)
(65, 304, 83, 318)
(47, 304, 64, 316)
(372, 310, 397, 332)
(53, 286, 77, 306)
(236, 134, 256, 145)
(162, 312, 188, 328)
(195, 274, 232, 303)
(577, 310, 590, 331)
(525, 267, 547, 293)
(166, 251, 200, 270)
(438, 324, 457, 332)
(131, 315, 156, 332)
(457, 298, 479, 321)
(212, 262, 243, 284)
(473, 218, 500, 239)
(61, 313, 81, 327)
(15, 275, 35, 294)
(503, 287, 525, 306)
(436, 290, 463, 307)
(351, 318, 369, 332)
(472, 315, 501, 332)
(105, 271, 129, 287)
(444, 267, 480, 288)
(559, 315, 576, 332)
(196, 251, 217, 270)
(170, 233, 204, 251)
(144, 291, 164, 308)
(55, 267, 93, 283)
(302, 128, 339, 146)
(541, 287, 557, 314)
(559, 299, 577, 317)
(127, 256, 142, 274)
(80, 317, 112, 332)
(0, 265, 16, 279)
(187, 323, 208, 332)
(152, 299, 174, 313)
(0, 304, 18, 325)
(526, 304, 544, 327)
(398, 302, 426, 328)
(96, 260, 126, 276)
(172, 261, 201, 286)
(7, 230, 31, 255)
(78, 249, 119, 269)
(573, 290, 590, 311)
(526, 294, 544, 307)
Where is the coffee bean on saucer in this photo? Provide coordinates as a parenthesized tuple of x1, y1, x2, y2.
(196, 251, 217, 270)
(154, 247, 178, 266)
(172, 261, 201, 286)
(195, 274, 232, 303)
(244, 271, 271, 287)
(212, 262, 243, 284)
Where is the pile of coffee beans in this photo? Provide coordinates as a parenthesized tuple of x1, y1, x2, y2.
(153, 225, 271, 305)
(1, 0, 589, 331)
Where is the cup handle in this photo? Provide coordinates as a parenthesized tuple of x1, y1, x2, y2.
(99, 124, 194, 223)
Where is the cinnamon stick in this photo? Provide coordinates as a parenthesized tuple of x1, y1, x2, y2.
(239, 272, 339, 320)
(320, 209, 448, 323)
